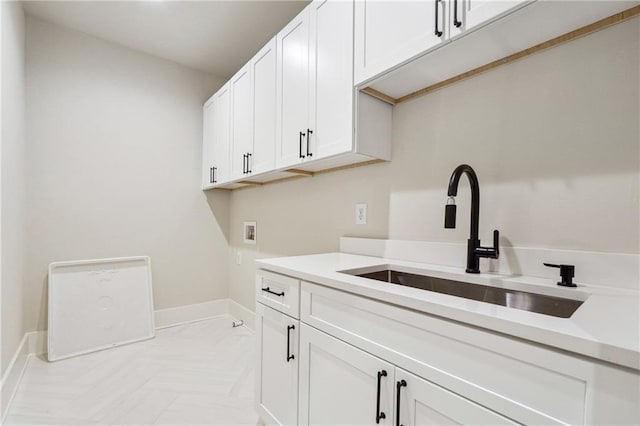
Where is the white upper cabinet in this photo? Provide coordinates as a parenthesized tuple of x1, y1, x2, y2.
(354, 0, 445, 85)
(277, 0, 386, 169)
(276, 8, 310, 168)
(202, 0, 392, 189)
(201, 99, 215, 189)
(251, 37, 277, 175)
(202, 82, 231, 189)
(308, 0, 354, 160)
(229, 64, 253, 180)
(449, 0, 529, 38)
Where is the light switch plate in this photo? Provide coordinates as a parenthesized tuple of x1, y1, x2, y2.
(355, 203, 367, 225)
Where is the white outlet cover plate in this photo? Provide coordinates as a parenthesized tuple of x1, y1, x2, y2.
(355, 203, 367, 225)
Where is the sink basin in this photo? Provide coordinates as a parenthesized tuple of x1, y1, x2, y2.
(340, 267, 584, 318)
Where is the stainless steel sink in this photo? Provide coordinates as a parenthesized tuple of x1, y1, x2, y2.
(341, 267, 584, 318)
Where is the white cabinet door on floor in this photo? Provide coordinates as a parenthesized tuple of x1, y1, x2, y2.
(211, 83, 231, 184)
(308, 0, 354, 160)
(256, 304, 299, 426)
(354, 0, 445, 85)
(251, 38, 277, 175)
(395, 368, 516, 426)
(298, 324, 395, 425)
(230, 64, 253, 179)
(276, 8, 310, 168)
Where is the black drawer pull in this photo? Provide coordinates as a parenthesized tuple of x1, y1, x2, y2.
(376, 370, 387, 423)
(261, 287, 284, 297)
(435, 0, 443, 37)
(306, 129, 313, 157)
(209, 167, 214, 183)
(212, 166, 217, 183)
(286, 324, 295, 362)
(299, 131, 306, 159)
(247, 153, 252, 173)
(453, 0, 462, 27)
(396, 379, 407, 426)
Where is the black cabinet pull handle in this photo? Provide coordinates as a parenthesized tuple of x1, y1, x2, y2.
(299, 131, 306, 159)
(247, 153, 252, 173)
(396, 379, 407, 426)
(453, 0, 462, 27)
(376, 370, 387, 423)
(212, 166, 217, 183)
(306, 129, 313, 157)
(242, 154, 247, 174)
(435, 0, 443, 37)
(286, 324, 295, 362)
(261, 287, 284, 297)
(209, 167, 213, 183)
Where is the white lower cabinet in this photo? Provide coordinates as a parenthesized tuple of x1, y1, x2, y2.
(256, 303, 299, 426)
(298, 323, 514, 426)
(298, 323, 394, 425)
(395, 369, 515, 426)
(256, 271, 640, 426)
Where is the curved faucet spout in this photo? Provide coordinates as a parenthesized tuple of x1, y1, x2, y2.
(446, 164, 480, 240)
(444, 164, 499, 273)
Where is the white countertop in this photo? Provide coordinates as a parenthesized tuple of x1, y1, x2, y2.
(256, 252, 640, 370)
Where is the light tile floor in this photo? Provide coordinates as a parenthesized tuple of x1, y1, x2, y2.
(5, 317, 259, 425)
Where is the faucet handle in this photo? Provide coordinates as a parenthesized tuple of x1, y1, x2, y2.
(492, 230, 499, 258)
(543, 263, 576, 287)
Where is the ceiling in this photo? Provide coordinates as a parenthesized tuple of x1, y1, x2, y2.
(22, 0, 310, 79)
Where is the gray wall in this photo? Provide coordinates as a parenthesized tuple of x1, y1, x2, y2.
(24, 17, 229, 332)
(1, 1, 27, 377)
(228, 17, 640, 311)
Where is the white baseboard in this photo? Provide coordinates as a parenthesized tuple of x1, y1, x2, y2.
(1, 297, 255, 420)
(1, 334, 30, 422)
(154, 299, 230, 329)
(229, 299, 256, 331)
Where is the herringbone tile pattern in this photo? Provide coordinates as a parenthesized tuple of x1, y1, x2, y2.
(5, 317, 258, 425)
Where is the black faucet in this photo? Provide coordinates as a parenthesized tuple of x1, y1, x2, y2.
(444, 164, 499, 273)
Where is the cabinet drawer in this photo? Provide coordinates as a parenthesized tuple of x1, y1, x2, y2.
(256, 270, 300, 318)
(301, 281, 587, 425)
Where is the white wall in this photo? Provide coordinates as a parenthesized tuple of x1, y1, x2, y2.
(24, 17, 229, 332)
(229, 17, 640, 311)
(1, 0, 26, 378)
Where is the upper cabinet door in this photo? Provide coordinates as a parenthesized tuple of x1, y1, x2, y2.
(449, 0, 529, 38)
(229, 64, 253, 179)
(211, 83, 231, 184)
(251, 38, 277, 175)
(308, 0, 354, 160)
(276, 8, 310, 169)
(201, 99, 215, 189)
(465, 0, 529, 30)
(354, 0, 445, 85)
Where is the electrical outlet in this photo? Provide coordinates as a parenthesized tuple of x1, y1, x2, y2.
(236, 250, 242, 265)
(355, 203, 367, 225)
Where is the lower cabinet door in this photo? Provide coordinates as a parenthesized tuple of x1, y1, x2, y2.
(256, 303, 299, 426)
(298, 323, 394, 425)
(395, 368, 517, 426)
